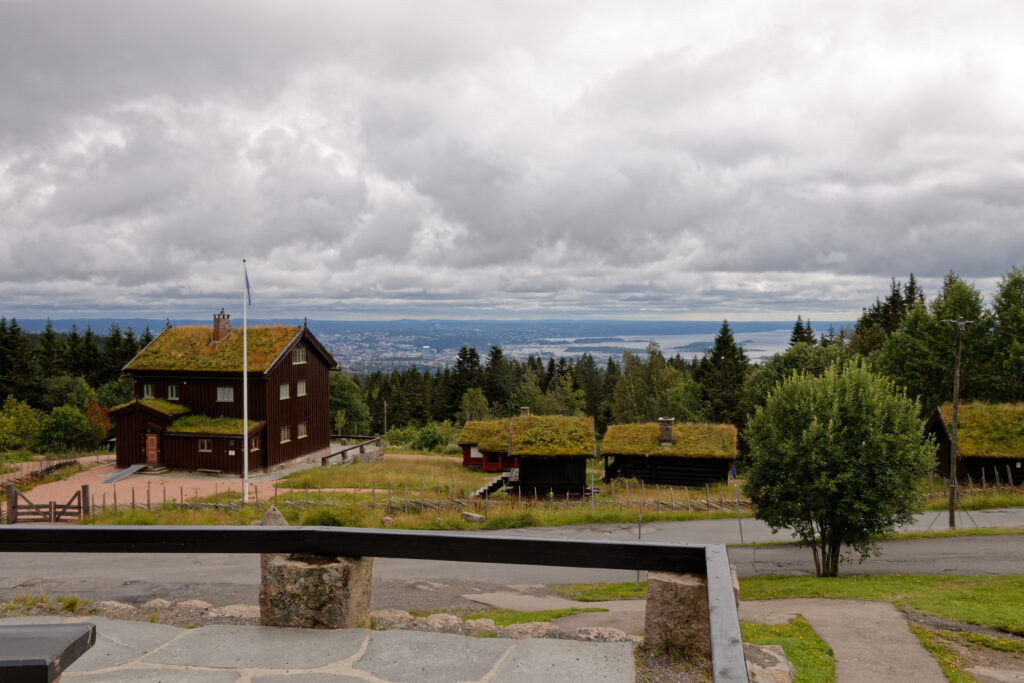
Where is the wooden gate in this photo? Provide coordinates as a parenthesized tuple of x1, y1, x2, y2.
(4, 484, 90, 524)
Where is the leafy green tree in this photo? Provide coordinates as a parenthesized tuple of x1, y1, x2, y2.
(744, 361, 934, 576)
(42, 405, 94, 452)
(611, 342, 707, 423)
(97, 376, 134, 408)
(742, 342, 855, 417)
(328, 371, 371, 434)
(0, 396, 45, 452)
(41, 375, 98, 412)
(456, 387, 492, 422)
(695, 321, 749, 425)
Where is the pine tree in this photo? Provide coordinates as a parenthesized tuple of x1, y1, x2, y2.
(695, 320, 749, 425)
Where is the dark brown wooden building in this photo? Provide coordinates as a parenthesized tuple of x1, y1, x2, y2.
(926, 403, 1024, 485)
(111, 311, 337, 474)
(602, 418, 737, 486)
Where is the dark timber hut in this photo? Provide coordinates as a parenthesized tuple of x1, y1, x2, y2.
(925, 402, 1024, 485)
(460, 415, 595, 492)
(110, 311, 336, 474)
(601, 418, 737, 486)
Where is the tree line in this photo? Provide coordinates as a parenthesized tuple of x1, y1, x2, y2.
(339, 267, 1024, 446)
(0, 320, 151, 452)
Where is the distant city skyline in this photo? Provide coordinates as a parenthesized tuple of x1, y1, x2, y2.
(2, 2, 1022, 319)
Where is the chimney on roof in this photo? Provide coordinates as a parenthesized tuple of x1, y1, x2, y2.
(659, 417, 675, 446)
(520, 406, 531, 416)
(212, 309, 231, 342)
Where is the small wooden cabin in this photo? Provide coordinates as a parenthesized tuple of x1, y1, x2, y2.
(925, 403, 1024, 485)
(110, 311, 336, 474)
(602, 418, 737, 486)
(457, 419, 514, 472)
(508, 415, 595, 494)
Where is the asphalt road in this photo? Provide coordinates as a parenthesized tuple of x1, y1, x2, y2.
(2, 509, 1022, 611)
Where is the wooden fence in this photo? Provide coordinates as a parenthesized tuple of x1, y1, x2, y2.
(5, 484, 90, 524)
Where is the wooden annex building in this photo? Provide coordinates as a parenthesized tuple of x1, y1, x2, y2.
(602, 418, 737, 486)
(925, 402, 1024, 486)
(459, 415, 596, 493)
(111, 311, 337, 474)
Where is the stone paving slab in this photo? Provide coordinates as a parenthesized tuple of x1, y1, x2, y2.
(4, 617, 637, 682)
(353, 629, 514, 681)
(491, 638, 635, 683)
(144, 624, 369, 670)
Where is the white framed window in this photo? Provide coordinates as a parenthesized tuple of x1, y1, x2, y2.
(250, 435, 260, 452)
(198, 438, 212, 453)
(167, 385, 179, 401)
(292, 347, 307, 364)
(280, 426, 291, 443)
(217, 386, 234, 402)
(296, 380, 307, 397)
(143, 383, 154, 399)
(279, 383, 290, 400)
(297, 421, 308, 439)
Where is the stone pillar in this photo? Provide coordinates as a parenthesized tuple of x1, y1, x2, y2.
(643, 568, 740, 658)
(256, 506, 373, 629)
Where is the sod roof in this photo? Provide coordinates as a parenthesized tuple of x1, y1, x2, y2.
(126, 325, 301, 373)
(601, 422, 738, 458)
(166, 415, 259, 436)
(109, 397, 190, 417)
(458, 419, 508, 447)
(936, 402, 1024, 459)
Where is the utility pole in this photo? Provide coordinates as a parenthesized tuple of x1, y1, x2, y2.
(384, 400, 388, 435)
(942, 317, 972, 529)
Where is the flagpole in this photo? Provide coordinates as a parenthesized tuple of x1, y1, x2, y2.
(242, 259, 249, 503)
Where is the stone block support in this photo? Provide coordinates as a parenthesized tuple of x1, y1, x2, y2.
(643, 567, 740, 658)
(256, 506, 373, 629)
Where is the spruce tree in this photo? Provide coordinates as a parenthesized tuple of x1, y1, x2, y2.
(695, 320, 749, 425)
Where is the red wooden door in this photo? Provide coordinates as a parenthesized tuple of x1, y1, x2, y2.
(145, 433, 159, 464)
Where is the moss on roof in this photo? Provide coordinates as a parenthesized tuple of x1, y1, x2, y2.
(458, 419, 508, 447)
(601, 423, 738, 458)
(126, 325, 301, 373)
(166, 415, 258, 436)
(937, 402, 1024, 459)
(512, 415, 595, 457)
(110, 397, 190, 416)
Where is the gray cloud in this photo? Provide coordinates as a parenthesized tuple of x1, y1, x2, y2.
(2, 1, 1024, 321)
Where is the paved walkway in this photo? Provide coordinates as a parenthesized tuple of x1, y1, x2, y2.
(2, 615, 635, 683)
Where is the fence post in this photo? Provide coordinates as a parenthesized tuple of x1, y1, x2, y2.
(6, 484, 16, 524)
(81, 485, 90, 518)
(49, 500, 56, 523)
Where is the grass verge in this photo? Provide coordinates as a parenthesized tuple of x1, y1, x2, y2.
(742, 616, 835, 683)
(909, 625, 977, 683)
(407, 606, 607, 626)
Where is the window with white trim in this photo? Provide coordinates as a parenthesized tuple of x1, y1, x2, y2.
(296, 380, 307, 397)
(292, 347, 307, 364)
(167, 385, 179, 401)
(280, 425, 291, 443)
(217, 386, 234, 402)
(198, 438, 212, 453)
(250, 435, 260, 452)
(297, 421, 308, 439)
(279, 383, 290, 400)
(143, 383, 154, 399)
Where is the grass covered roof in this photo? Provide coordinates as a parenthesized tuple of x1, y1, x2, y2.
(458, 419, 508, 447)
(937, 402, 1024, 459)
(601, 422, 738, 458)
(166, 415, 259, 436)
(110, 397, 190, 416)
(461, 415, 595, 456)
(126, 325, 301, 373)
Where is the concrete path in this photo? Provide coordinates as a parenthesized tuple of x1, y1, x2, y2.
(740, 598, 946, 683)
(2, 615, 635, 683)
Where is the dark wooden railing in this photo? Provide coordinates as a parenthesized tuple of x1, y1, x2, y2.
(324, 435, 383, 464)
(0, 525, 748, 682)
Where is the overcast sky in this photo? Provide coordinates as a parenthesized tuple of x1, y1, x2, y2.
(2, 1, 1023, 321)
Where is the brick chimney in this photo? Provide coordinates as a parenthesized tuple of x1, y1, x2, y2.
(212, 309, 231, 342)
(659, 417, 675, 446)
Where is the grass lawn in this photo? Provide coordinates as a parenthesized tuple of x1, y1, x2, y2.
(276, 460, 494, 495)
(742, 616, 835, 683)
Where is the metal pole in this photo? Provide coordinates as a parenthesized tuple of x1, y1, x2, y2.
(242, 259, 249, 503)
